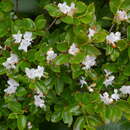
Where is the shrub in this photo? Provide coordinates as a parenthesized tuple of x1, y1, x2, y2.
(0, 0, 130, 129)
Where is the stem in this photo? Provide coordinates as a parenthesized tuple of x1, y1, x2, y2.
(47, 18, 57, 31)
(16, 0, 19, 15)
(109, 24, 115, 32)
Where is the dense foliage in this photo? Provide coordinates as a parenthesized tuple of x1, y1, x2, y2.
(0, 0, 130, 129)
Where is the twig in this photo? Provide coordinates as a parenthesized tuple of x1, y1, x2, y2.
(16, 0, 19, 15)
(109, 24, 115, 32)
(47, 18, 57, 31)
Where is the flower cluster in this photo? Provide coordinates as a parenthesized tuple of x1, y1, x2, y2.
(68, 43, 79, 56)
(25, 66, 45, 80)
(82, 55, 96, 70)
(103, 69, 115, 87)
(3, 53, 19, 69)
(100, 89, 120, 104)
(106, 32, 121, 47)
(34, 90, 45, 108)
(4, 78, 19, 94)
(46, 48, 57, 62)
(13, 32, 33, 52)
(58, 2, 76, 16)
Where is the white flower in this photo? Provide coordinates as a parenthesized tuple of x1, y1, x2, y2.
(103, 75, 115, 87)
(4, 78, 19, 94)
(12, 32, 22, 43)
(116, 10, 128, 21)
(18, 39, 31, 52)
(23, 32, 32, 42)
(3, 53, 19, 69)
(27, 122, 32, 129)
(104, 69, 112, 77)
(35, 66, 45, 79)
(111, 89, 120, 101)
(88, 87, 94, 92)
(120, 85, 130, 94)
(88, 28, 96, 39)
(68, 43, 79, 56)
(4, 86, 17, 94)
(7, 78, 19, 87)
(14, 31, 33, 52)
(46, 48, 57, 62)
(106, 32, 121, 45)
(100, 92, 113, 104)
(82, 55, 96, 70)
(25, 66, 44, 80)
(80, 76, 87, 88)
(58, 2, 76, 16)
(34, 95, 45, 108)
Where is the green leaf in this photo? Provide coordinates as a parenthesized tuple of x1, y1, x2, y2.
(110, 49, 120, 61)
(60, 16, 73, 24)
(51, 112, 62, 123)
(0, 66, 6, 75)
(17, 115, 27, 130)
(7, 102, 22, 113)
(76, 2, 87, 14)
(93, 30, 107, 43)
(44, 4, 62, 17)
(117, 39, 128, 51)
(73, 117, 84, 130)
(55, 78, 64, 95)
(8, 113, 18, 119)
(62, 111, 73, 126)
(54, 54, 70, 65)
(80, 3, 95, 24)
(123, 64, 130, 76)
(128, 47, 130, 58)
(127, 26, 130, 41)
(70, 52, 85, 64)
(109, 0, 125, 13)
(35, 15, 46, 30)
(82, 45, 101, 56)
(0, 1, 13, 12)
(57, 42, 68, 52)
(16, 88, 27, 97)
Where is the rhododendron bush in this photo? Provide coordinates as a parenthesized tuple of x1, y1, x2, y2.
(0, 0, 130, 129)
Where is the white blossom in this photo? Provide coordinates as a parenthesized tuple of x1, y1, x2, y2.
(120, 85, 130, 94)
(35, 66, 45, 79)
(3, 53, 19, 69)
(4, 78, 19, 94)
(58, 2, 76, 16)
(34, 90, 45, 108)
(12, 32, 22, 43)
(27, 122, 32, 129)
(88, 28, 96, 39)
(82, 55, 96, 70)
(104, 69, 112, 77)
(80, 76, 87, 88)
(116, 10, 128, 21)
(0, 45, 2, 49)
(103, 75, 115, 87)
(68, 43, 79, 56)
(25, 66, 44, 80)
(46, 48, 57, 62)
(18, 39, 31, 52)
(111, 89, 120, 101)
(100, 92, 113, 105)
(88, 87, 94, 92)
(23, 32, 33, 42)
(13, 31, 33, 52)
(34, 95, 45, 108)
(106, 32, 121, 45)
